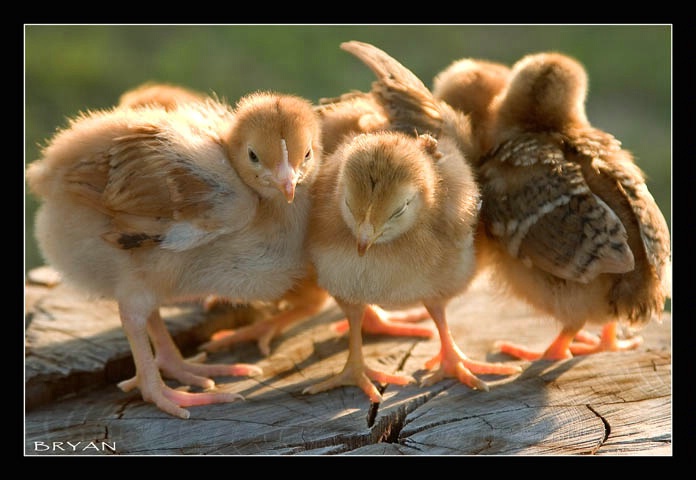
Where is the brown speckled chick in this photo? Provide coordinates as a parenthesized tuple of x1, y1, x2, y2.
(302, 41, 521, 402)
(26, 89, 322, 418)
(471, 52, 672, 360)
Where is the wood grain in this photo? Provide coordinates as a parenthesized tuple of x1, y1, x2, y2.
(24, 268, 672, 456)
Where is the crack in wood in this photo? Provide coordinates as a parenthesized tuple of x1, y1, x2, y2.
(366, 399, 379, 428)
(367, 342, 419, 428)
(373, 404, 407, 443)
(115, 397, 136, 420)
(400, 402, 527, 438)
(470, 438, 493, 455)
(586, 404, 610, 454)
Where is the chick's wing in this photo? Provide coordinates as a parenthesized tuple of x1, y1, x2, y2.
(61, 117, 257, 252)
(480, 131, 636, 284)
(340, 41, 443, 136)
(579, 137, 672, 294)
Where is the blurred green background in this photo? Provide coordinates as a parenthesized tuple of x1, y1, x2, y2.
(24, 25, 671, 277)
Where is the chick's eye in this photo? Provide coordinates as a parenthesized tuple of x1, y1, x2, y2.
(248, 148, 259, 163)
(303, 148, 313, 163)
(344, 198, 354, 215)
(391, 203, 408, 220)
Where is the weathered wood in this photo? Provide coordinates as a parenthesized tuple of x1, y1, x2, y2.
(24, 274, 264, 412)
(24, 268, 672, 456)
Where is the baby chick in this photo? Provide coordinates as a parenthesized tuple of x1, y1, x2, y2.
(26, 89, 322, 418)
(302, 41, 521, 402)
(116, 82, 334, 358)
(202, 82, 438, 357)
(472, 52, 672, 360)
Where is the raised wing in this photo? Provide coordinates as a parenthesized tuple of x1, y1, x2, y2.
(340, 41, 444, 136)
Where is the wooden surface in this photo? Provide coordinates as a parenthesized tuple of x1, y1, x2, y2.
(24, 267, 672, 456)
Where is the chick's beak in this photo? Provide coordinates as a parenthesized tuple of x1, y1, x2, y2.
(281, 177, 296, 203)
(356, 222, 376, 256)
(274, 163, 297, 203)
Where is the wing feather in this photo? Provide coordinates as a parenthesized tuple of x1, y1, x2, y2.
(59, 108, 257, 251)
(481, 133, 635, 283)
(590, 146, 672, 296)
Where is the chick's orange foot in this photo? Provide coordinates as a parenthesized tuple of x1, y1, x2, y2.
(569, 322, 644, 355)
(118, 376, 244, 420)
(331, 304, 434, 338)
(202, 291, 330, 357)
(302, 362, 414, 404)
(420, 304, 522, 390)
(117, 308, 261, 419)
(201, 321, 285, 357)
(118, 350, 261, 393)
(422, 342, 522, 390)
(494, 322, 644, 361)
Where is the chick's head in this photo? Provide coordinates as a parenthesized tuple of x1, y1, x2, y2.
(495, 52, 589, 132)
(338, 132, 438, 256)
(226, 91, 322, 202)
(433, 58, 511, 119)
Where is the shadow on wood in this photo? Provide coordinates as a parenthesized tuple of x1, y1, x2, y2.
(24, 268, 672, 456)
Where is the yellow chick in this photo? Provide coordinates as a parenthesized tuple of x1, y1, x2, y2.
(26, 89, 322, 418)
(201, 83, 437, 357)
(302, 41, 521, 402)
(471, 52, 672, 360)
(115, 82, 333, 358)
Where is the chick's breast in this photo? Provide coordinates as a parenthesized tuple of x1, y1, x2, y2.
(308, 132, 479, 308)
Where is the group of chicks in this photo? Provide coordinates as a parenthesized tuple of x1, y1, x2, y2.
(26, 41, 672, 420)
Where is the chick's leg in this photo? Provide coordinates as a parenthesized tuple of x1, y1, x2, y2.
(303, 302, 414, 403)
(116, 303, 244, 419)
(331, 304, 434, 338)
(422, 303, 521, 390)
(495, 325, 580, 361)
(202, 285, 331, 357)
(569, 321, 643, 355)
(151, 309, 261, 380)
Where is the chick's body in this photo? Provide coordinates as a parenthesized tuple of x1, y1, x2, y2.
(307, 131, 482, 401)
(470, 52, 672, 360)
(302, 42, 521, 402)
(310, 133, 476, 307)
(27, 90, 322, 418)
